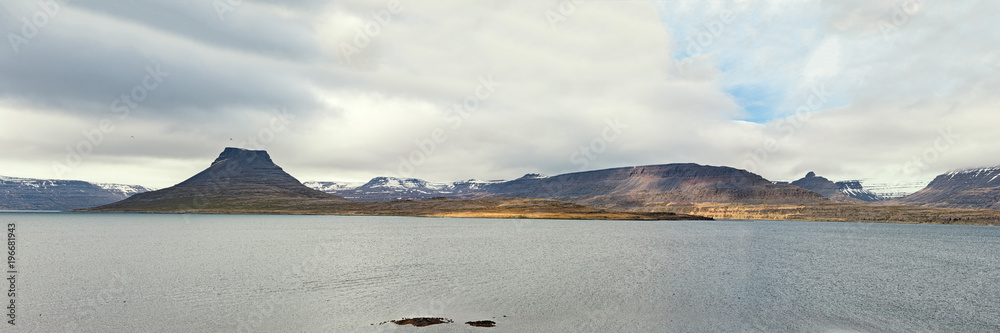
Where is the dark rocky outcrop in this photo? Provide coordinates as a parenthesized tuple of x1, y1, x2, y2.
(466, 320, 496, 327)
(378, 317, 496, 328)
(390, 317, 453, 327)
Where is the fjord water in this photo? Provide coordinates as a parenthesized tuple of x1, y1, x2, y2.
(5, 213, 999, 332)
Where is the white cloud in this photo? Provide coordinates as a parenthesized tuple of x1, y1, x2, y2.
(0, 0, 997, 190)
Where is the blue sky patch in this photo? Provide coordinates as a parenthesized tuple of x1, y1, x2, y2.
(725, 84, 786, 123)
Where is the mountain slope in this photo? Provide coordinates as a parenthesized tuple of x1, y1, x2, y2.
(306, 164, 828, 209)
(0, 175, 152, 210)
(90, 147, 340, 211)
(896, 167, 1000, 209)
(835, 180, 884, 202)
(476, 164, 829, 209)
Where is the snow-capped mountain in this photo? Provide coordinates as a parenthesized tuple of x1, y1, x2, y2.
(835, 180, 885, 202)
(301, 181, 367, 192)
(306, 166, 828, 207)
(307, 177, 452, 200)
(363, 177, 454, 191)
(945, 166, 1000, 180)
(786, 172, 884, 202)
(896, 166, 1000, 209)
(857, 180, 932, 200)
(0, 175, 154, 210)
(305, 176, 507, 201)
(93, 182, 154, 197)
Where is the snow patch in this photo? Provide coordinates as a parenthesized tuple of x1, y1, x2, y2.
(858, 179, 932, 199)
(303, 181, 365, 192)
(94, 183, 154, 196)
(0, 175, 30, 182)
(946, 166, 1000, 177)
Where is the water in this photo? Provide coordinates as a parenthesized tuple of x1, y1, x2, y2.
(3, 212, 999, 332)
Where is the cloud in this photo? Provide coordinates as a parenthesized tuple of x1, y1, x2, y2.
(0, 0, 997, 190)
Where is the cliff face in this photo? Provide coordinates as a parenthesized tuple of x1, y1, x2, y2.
(0, 176, 152, 210)
(92, 147, 338, 210)
(896, 167, 1000, 210)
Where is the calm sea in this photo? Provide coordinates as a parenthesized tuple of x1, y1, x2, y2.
(2, 212, 998, 332)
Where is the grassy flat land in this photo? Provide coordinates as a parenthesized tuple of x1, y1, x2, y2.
(646, 202, 1000, 225)
(79, 190, 1000, 225)
(78, 196, 711, 221)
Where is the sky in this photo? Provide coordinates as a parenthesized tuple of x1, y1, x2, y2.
(1, 0, 998, 189)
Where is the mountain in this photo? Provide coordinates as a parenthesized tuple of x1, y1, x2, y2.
(305, 177, 504, 201)
(301, 181, 367, 193)
(308, 164, 830, 209)
(476, 164, 829, 209)
(333, 176, 455, 200)
(72, 148, 1000, 224)
(896, 167, 1000, 209)
(857, 180, 930, 199)
(787, 172, 883, 203)
(0, 175, 152, 210)
(88, 147, 340, 211)
(82, 148, 707, 220)
(836, 180, 884, 202)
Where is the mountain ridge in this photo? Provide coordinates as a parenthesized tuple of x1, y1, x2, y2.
(894, 166, 1000, 210)
(81, 148, 709, 221)
(0, 175, 152, 210)
(306, 163, 831, 209)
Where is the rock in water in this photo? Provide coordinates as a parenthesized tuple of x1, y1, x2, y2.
(390, 317, 453, 327)
(466, 320, 496, 327)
